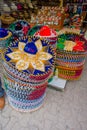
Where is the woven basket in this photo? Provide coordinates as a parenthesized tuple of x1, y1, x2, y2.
(56, 29, 87, 80)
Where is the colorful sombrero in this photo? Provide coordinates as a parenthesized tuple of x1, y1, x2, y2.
(0, 28, 12, 49)
(9, 20, 30, 41)
(3, 36, 55, 82)
(3, 36, 55, 112)
(56, 28, 87, 80)
(34, 26, 57, 48)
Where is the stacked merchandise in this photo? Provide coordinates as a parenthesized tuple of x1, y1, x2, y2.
(34, 25, 57, 49)
(56, 28, 87, 80)
(70, 14, 82, 29)
(0, 1, 15, 27)
(10, 2, 34, 21)
(2, 36, 56, 112)
(0, 1, 35, 27)
(32, 25, 67, 90)
(8, 20, 31, 41)
(0, 28, 12, 99)
(0, 0, 65, 30)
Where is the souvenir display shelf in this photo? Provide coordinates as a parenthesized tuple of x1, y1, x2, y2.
(27, 0, 63, 7)
(30, 6, 65, 30)
(0, 0, 64, 29)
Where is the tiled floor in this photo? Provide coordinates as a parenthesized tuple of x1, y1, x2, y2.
(0, 37, 87, 130)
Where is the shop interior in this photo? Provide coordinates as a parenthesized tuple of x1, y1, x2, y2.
(0, 0, 87, 130)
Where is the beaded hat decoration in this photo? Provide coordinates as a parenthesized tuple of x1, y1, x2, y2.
(4, 36, 55, 76)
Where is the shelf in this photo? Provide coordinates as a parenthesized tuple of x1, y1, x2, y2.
(82, 11, 87, 12)
(66, 2, 87, 5)
(82, 3, 87, 5)
(83, 20, 87, 23)
(66, 3, 82, 4)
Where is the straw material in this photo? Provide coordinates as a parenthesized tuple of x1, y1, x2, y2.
(3, 36, 55, 112)
(56, 29, 87, 80)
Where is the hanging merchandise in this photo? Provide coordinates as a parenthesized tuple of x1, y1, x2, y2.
(2, 36, 56, 112)
(70, 14, 83, 29)
(56, 28, 87, 80)
(64, 0, 87, 28)
(77, 5, 82, 14)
